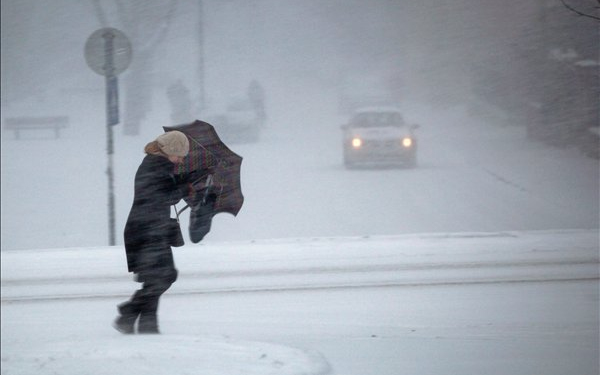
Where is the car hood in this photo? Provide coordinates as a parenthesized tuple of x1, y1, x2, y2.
(347, 126, 413, 140)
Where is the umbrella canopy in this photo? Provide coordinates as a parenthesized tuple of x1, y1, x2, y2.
(164, 120, 244, 217)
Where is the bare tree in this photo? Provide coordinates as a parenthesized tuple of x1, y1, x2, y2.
(559, 0, 600, 21)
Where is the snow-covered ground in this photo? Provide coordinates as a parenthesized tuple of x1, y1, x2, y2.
(1, 229, 598, 374)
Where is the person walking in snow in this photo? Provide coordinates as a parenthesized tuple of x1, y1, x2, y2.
(114, 130, 190, 334)
(166, 79, 193, 125)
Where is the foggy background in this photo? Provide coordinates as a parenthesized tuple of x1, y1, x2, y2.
(1, 0, 598, 250)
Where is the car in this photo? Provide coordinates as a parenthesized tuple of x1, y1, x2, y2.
(205, 98, 263, 144)
(221, 98, 262, 143)
(341, 107, 419, 168)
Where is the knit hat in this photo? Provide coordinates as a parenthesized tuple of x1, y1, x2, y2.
(156, 131, 189, 157)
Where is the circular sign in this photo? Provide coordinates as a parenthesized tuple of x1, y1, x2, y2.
(84, 28, 132, 76)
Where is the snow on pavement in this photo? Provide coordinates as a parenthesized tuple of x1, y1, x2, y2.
(1, 229, 598, 375)
(2, 229, 597, 302)
(1, 334, 330, 375)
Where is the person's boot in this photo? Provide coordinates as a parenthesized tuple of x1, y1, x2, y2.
(112, 301, 140, 334)
(138, 312, 160, 334)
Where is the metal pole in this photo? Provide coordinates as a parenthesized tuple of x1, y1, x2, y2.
(197, 0, 205, 113)
(106, 103, 116, 246)
(103, 30, 117, 246)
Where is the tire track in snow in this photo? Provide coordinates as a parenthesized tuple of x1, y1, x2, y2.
(483, 168, 529, 193)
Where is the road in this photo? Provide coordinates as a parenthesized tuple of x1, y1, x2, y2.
(2, 229, 598, 374)
(206, 96, 599, 243)
(2, 277, 597, 375)
(1, 88, 597, 250)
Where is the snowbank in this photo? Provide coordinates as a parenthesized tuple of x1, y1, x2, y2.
(3, 334, 330, 375)
(2, 229, 597, 302)
(1, 229, 597, 375)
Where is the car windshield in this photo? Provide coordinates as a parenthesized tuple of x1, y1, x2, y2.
(351, 112, 405, 127)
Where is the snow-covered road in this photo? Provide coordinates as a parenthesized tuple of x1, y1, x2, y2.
(2, 229, 598, 375)
(2, 96, 598, 250)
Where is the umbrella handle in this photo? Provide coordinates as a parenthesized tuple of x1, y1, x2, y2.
(202, 174, 214, 204)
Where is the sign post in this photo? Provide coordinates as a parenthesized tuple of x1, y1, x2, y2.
(85, 28, 132, 246)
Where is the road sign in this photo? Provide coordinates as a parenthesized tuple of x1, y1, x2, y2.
(84, 27, 132, 247)
(84, 28, 132, 77)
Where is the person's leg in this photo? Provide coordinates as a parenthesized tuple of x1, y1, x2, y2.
(113, 290, 143, 334)
(114, 246, 177, 334)
(136, 265, 178, 334)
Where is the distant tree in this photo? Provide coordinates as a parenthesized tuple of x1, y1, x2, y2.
(518, 0, 599, 154)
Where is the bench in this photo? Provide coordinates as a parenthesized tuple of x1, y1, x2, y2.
(4, 116, 69, 139)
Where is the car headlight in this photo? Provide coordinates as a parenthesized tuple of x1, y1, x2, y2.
(351, 137, 362, 148)
(402, 137, 413, 148)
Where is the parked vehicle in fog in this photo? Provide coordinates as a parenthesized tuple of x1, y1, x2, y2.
(205, 98, 263, 144)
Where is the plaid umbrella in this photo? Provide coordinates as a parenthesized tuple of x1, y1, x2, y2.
(163, 120, 244, 217)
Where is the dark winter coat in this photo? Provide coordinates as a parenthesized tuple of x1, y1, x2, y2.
(124, 154, 187, 273)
